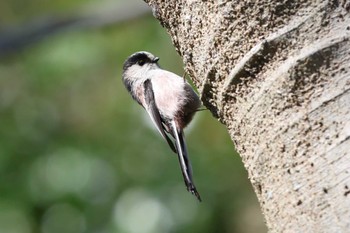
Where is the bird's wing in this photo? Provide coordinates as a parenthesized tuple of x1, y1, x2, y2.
(170, 120, 201, 201)
(143, 79, 177, 153)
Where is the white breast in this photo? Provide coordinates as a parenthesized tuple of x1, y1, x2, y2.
(149, 69, 187, 118)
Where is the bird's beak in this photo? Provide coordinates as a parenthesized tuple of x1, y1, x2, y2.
(153, 57, 159, 63)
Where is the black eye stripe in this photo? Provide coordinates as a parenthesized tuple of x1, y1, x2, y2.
(123, 53, 153, 70)
(138, 60, 145, 66)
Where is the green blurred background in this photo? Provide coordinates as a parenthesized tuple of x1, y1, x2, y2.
(0, 0, 266, 232)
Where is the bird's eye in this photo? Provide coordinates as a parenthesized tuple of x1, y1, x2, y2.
(138, 60, 145, 66)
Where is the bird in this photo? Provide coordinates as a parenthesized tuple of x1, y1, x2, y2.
(122, 51, 202, 201)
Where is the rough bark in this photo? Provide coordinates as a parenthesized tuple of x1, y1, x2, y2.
(144, 0, 350, 232)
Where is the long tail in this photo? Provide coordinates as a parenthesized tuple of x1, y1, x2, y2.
(170, 120, 201, 201)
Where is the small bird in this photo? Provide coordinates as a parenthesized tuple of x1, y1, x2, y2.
(122, 51, 202, 201)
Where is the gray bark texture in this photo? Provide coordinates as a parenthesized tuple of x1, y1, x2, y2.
(144, 0, 350, 232)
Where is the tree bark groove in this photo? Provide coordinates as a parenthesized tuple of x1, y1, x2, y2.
(144, 0, 350, 231)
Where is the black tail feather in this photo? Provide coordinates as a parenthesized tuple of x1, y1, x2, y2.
(170, 120, 201, 201)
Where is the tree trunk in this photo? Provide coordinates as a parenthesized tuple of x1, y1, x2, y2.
(144, 0, 350, 231)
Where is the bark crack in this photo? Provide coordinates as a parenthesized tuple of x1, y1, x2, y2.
(218, 1, 330, 118)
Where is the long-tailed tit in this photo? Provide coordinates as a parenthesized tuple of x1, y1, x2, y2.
(122, 51, 201, 201)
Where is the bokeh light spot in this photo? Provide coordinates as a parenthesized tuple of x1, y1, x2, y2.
(113, 188, 173, 233)
(28, 148, 117, 203)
